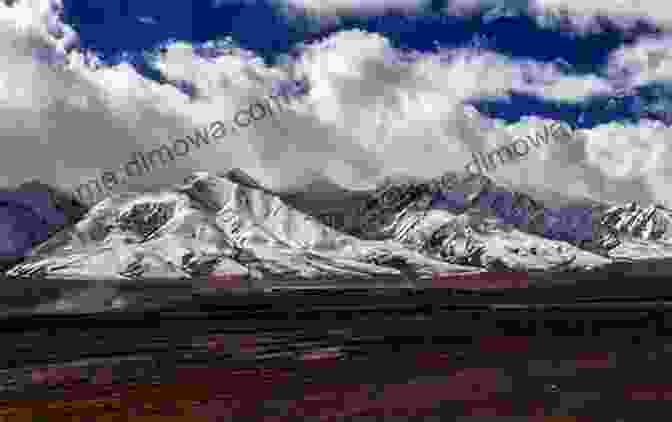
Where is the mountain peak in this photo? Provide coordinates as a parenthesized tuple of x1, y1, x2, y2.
(220, 168, 264, 190)
(6, 167, 672, 283)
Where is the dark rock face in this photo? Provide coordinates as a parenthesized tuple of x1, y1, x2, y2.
(118, 201, 176, 239)
(0, 200, 52, 271)
(0, 181, 87, 271)
(0, 204, 44, 257)
(14, 180, 88, 227)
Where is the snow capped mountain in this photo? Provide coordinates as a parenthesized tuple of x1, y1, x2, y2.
(4, 170, 480, 280)
(344, 172, 610, 272)
(600, 202, 672, 241)
(597, 202, 672, 261)
(5, 167, 672, 280)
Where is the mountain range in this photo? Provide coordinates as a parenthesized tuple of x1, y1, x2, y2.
(4, 168, 672, 281)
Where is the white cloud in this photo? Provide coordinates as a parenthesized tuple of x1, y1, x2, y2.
(606, 35, 672, 87)
(2, 0, 671, 211)
(270, 0, 672, 32)
(445, 0, 672, 33)
(584, 120, 666, 179)
(530, 0, 672, 31)
(273, 0, 430, 14)
(488, 116, 672, 208)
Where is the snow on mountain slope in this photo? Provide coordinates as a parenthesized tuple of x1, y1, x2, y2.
(5, 170, 482, 280)
(6, 167, 672, 280)
(352, 174, 610, 272)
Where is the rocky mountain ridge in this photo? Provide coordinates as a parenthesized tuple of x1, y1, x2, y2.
(4, 168, 672, 280)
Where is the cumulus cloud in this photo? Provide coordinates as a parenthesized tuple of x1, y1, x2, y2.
(2, 0, 672, 211)
(447, 0, 664, 34)
(0, 0, 299, 193)
(272, 0, 430, 15)
(606, 35, 672, 88)
(269, 0, 672, 32)
(480, 115, 672, 208)
(530, 0, 672, 31)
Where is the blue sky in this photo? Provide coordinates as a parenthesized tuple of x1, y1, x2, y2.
(2, 0, 672, 209)
(61, 0, 668, 128)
